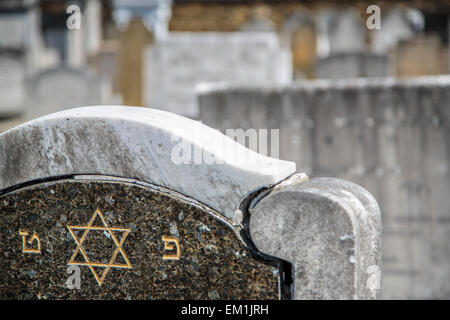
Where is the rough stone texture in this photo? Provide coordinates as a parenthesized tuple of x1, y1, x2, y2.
(250, 177, 382, 300)
(198, 76, 450, 299)
(144, 32, 292, 117)
(0, 106, 296, 220)
(0, 178, 280, 299)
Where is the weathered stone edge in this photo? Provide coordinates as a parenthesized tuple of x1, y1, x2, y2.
(0, 106, 296, 220)
(249, 176, 382, 300)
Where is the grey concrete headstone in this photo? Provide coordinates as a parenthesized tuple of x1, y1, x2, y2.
(250, 176, 382, 299)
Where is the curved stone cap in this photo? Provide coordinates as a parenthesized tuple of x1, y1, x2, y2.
(250, 177, 382, 299)
(0, 106, 296, 219)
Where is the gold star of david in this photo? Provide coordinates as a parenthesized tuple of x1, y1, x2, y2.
(67, 208, 132, 286)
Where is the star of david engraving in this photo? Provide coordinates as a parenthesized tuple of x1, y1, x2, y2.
(67, 208, 132, 286)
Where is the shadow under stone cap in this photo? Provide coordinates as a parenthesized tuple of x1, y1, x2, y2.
(250, 177, 382, 300)
(0, 106, 296, 220)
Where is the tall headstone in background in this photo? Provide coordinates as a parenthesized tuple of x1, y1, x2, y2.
(318, 9, 366, 56)
(0, 0, 56, 74)
(282, 13, 317, 80)
(25, 67, 113, 120)
(144, 32, 292, 118)
(84, 0, 103, 57)
(198, 76, 450, 299)
(370, 7, 423, 54)
(67, 27, 85, 67)
(0, 12, 26, 49)
(66, 0, 105, 67)
(0, 53, 26, 120)
(0, 106, 381, 299)
(118, 19, 154, 106)
(113, 0, 172, 106)
(113, 0, 172, 41)
(0, 1, 32, 131)
(89, 40, 122, 102)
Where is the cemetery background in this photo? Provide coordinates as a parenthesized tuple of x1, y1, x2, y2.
(0, 0, 449, 299)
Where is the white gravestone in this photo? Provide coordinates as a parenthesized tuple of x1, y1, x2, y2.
(0, 13, 25, 49)
(25, 66, 113, 120)
(144, 32, 292, 118)
(317, 9, 366, 56)
(0, 54, 25, 118)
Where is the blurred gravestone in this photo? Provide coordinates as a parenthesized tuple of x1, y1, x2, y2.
(0, 3, 56, 74)
(0, 13, 25, 49)
(0, 3, 33, 122)
(25, 66, 112, 120)
(90, 41, 120, 96)
(282, 13, 316, 80)
(317, 52, 390, 79)
(371, 7, 422, 54)
(119, 19, 154, 106)
(0, 53, 26, 119)
(144, 32, 292, 118)
(320, 9, 366, 55)
(0, 106, 381, 299)
(395, 35, 447, 77)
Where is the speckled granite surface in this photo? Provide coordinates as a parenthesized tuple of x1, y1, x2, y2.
(0, 178, 279, 299)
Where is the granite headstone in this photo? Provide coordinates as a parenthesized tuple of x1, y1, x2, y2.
(0, 106, 381, 299)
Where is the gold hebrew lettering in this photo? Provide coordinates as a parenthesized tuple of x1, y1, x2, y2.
(162, 235, 180, 260)
(19, 230, 41, 254)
